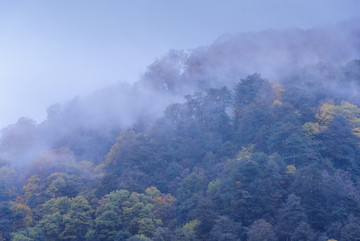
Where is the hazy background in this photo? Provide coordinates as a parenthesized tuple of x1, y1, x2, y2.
(1, 0, 360, 128)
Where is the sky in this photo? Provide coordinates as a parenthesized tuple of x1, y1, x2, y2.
(0, 0, 360, 128)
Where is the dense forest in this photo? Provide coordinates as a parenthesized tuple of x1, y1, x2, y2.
(1, 23, 360, 241)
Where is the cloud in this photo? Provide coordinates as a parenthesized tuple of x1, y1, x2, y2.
(1, 19, 360, 165)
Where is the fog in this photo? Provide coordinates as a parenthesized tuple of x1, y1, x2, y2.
(1, 1, 360, 166)
(1, 0, 360, 127)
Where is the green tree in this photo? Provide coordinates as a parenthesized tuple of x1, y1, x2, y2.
(94, 190, 130, 241)
(0, 202, 13, 240)
(152, 227, 173, 241)
(172, 228, 196, 241)
(10, 227, 45, 241)
(122, 192, 162, 236)
(291, 165, 328, 230)
(209, 216, 242, 241)
(319, 115, 360, 172)
(146, 186, 176, 225)
(177, 173, 204, 202)
(11, 203, 33, 231)
(247, 219, 277, 241)
(38, 196, 94, 241)
(276, 194, 307, 241)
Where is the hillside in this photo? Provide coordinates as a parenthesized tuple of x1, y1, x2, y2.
(1, 22, 360, 241)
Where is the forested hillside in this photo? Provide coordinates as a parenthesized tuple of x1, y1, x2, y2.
(1, 23, 360, 241)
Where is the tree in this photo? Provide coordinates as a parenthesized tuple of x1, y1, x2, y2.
(234, 74, 270, 107)
(319, 115, 360, 173)
(340, 215, 360, 241)
(209, 216, 242, 241)
(276, 194, 307, 241)
(190, 87, 232, 137)
(10, 227, 46, 241)
(291, 165, 328, 230)
(0, 202, 13, 241)
(172, 228, 196, 241)
(177, 173, 204, 202)
(233, 75, 275, 145)
(152, 227, 173, 241)
(22, 175, 46, 208)
(0, 117, 39, 164)
(11, 203, 33, 231)
(94, 208, 123, 241)
(94, 190, 130, 241)
(322, 169, 360, 222)
(291, 221, 315, 241)
(0, 166, 17, 202)
(247, 219, 277, 241)
(114, 230, 131, 241)
(122, 192, 162, 236)
(62, 196, 94, 240)
(38, 196, 94, 241)
(146, 186, 176, 225)
(126, 234, 152, 241)
(188, 197, 218, 238)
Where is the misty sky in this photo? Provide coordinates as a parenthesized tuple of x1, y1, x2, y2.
(1, 0, 360, 128)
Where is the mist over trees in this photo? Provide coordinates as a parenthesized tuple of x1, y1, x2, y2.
(1, 20, 360, 240)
